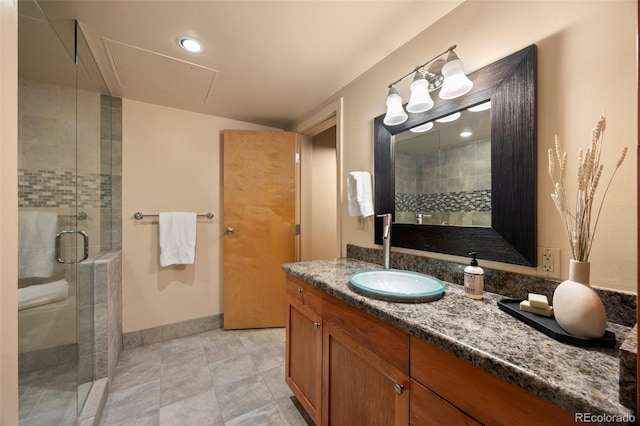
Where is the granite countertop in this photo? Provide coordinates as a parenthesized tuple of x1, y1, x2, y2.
(282, 258, 634, 419)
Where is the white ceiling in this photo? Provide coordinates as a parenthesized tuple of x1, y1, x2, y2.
(34, 0, 463, 128)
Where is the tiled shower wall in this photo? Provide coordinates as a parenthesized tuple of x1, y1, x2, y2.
(104, 96, 122, 251)
(94, 250, 122, 380)
(18, 79, 107, 257)
(395, 138, 491, 226)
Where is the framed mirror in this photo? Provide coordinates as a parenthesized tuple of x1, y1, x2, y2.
(374, 45, 537, 266)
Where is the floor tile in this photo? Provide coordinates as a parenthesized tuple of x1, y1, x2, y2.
(215, 374, 275, 421)
(224, 401, 285, 426)
(159, 389, 223, 426)
(160, 364, 212, 407)
(208, 353, 259, 388)
(97, 327, 309, 426)
(100, 381, 160, 425)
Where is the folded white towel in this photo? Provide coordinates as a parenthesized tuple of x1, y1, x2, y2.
(159, 212, 197, 266)
(18, 211, 58, 279)
(347, 171, 374, 217)
(18, 279, 69, 310)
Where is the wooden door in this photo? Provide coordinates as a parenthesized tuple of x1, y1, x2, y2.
(223, 130, 297, 329)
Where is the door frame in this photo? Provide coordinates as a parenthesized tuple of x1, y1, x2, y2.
(293, 98, 344, 258)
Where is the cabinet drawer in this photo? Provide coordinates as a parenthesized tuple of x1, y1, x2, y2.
(410, 379, 480, 426)
(410, 337, 574, 426)
(286, 275, 323, 313)
(323, 295, 409, 374)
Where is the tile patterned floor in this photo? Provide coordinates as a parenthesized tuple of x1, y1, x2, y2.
(99, 327, 312, 425)
(19, 362, 79, 426)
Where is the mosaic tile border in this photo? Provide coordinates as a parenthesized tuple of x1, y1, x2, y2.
(18, 169, 112, 209)
(396, 189, 491, 213)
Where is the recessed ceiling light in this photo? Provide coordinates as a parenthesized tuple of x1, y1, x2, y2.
(460, 131, 473, 137)
(177, 36, 204, 53)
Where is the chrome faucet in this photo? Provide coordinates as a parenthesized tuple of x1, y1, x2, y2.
(378, 213, 392, 269)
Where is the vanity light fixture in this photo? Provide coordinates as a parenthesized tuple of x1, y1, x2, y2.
(435, 112, 461, 123)
(383, 87, 409, 126)
(383, 45, 473, 126)
(468, 101, 491, 112)
(176, 35, 204, 53)
(409, 122, 434, 133)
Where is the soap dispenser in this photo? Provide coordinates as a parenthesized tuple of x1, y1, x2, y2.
(464, 252, 484, 300)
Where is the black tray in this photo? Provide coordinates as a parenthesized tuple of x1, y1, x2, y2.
(497, 299, 616, 348)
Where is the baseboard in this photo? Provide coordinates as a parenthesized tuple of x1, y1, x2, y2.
(122, 314, 223, 350)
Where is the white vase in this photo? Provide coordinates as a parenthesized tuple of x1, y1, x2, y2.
(552, 260, 607, 338)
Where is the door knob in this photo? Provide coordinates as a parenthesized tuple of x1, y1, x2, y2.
(226, 226, 235, 234)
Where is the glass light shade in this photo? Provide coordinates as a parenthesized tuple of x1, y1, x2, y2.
(439, 53, 473, 100)
(435, 112, 461, 123)
(383, 89, 408, 126)
(468, 101, 491, 112)
(409, 122, 434, 133)
(406, 76, 434, 113)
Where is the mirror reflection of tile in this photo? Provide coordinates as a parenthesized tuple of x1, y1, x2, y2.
(395, 138, 491, 226)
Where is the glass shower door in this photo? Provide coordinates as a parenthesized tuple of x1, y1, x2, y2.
(17, 2, 112, 424)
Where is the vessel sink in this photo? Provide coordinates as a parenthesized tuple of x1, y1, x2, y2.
(349, 270, 445, 303)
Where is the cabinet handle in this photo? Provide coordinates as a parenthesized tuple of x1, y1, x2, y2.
(313, 322, 321, 329)
(297, 288, 303, 294)
(394, 383, 404, 395)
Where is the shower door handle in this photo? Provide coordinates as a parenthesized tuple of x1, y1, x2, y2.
(56, 230, 89, 264)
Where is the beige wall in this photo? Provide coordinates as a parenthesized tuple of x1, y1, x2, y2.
(122, 99, 279, 332)
(1, 0, 19, 423)
(297, 1, 638, 292)
(309, 127, 338, 260)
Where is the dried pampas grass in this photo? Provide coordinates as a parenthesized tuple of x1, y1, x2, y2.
(548, 115, 627, 261)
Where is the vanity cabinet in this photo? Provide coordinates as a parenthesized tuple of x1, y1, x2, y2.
(286, 274, 409, 426)
(410, 379, 480, 426)
(410, 337, 574, 426)
(322, 296, 410, 426)
(286, 276, 323, 425)
(285, 273, 574, 426)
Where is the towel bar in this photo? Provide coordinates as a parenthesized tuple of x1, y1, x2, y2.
(133, 212, 214, 220)
(60, 212, 87, 220)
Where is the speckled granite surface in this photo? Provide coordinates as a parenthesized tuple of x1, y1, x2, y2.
(347, 244, 637, 327)
(619, 324, 637, 411)
(282, 257, 635, 420)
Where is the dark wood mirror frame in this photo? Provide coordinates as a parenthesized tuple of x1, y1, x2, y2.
(374, 44, 537, 266)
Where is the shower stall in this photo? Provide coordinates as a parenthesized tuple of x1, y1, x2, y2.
(17, 1, 121, 424)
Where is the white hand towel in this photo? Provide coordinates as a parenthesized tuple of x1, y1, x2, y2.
(18, 279, 69, 310)
(159, 212, 197, 266)
(18, 211, 58, 278)
(347, 171, 374, 217)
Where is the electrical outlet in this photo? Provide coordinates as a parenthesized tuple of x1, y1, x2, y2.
(537, 247, 561, 279)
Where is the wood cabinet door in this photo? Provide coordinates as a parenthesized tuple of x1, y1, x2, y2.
(410, 379, 481, 426)
(286, 296, 322, 425)
(322, 321, 409, 426)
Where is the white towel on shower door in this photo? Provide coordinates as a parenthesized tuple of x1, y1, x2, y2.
(347, 171, 375, 217)
(18, 211, 58, 278)
(18, 279, 69, 310)
(159, 212, 197, 266)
